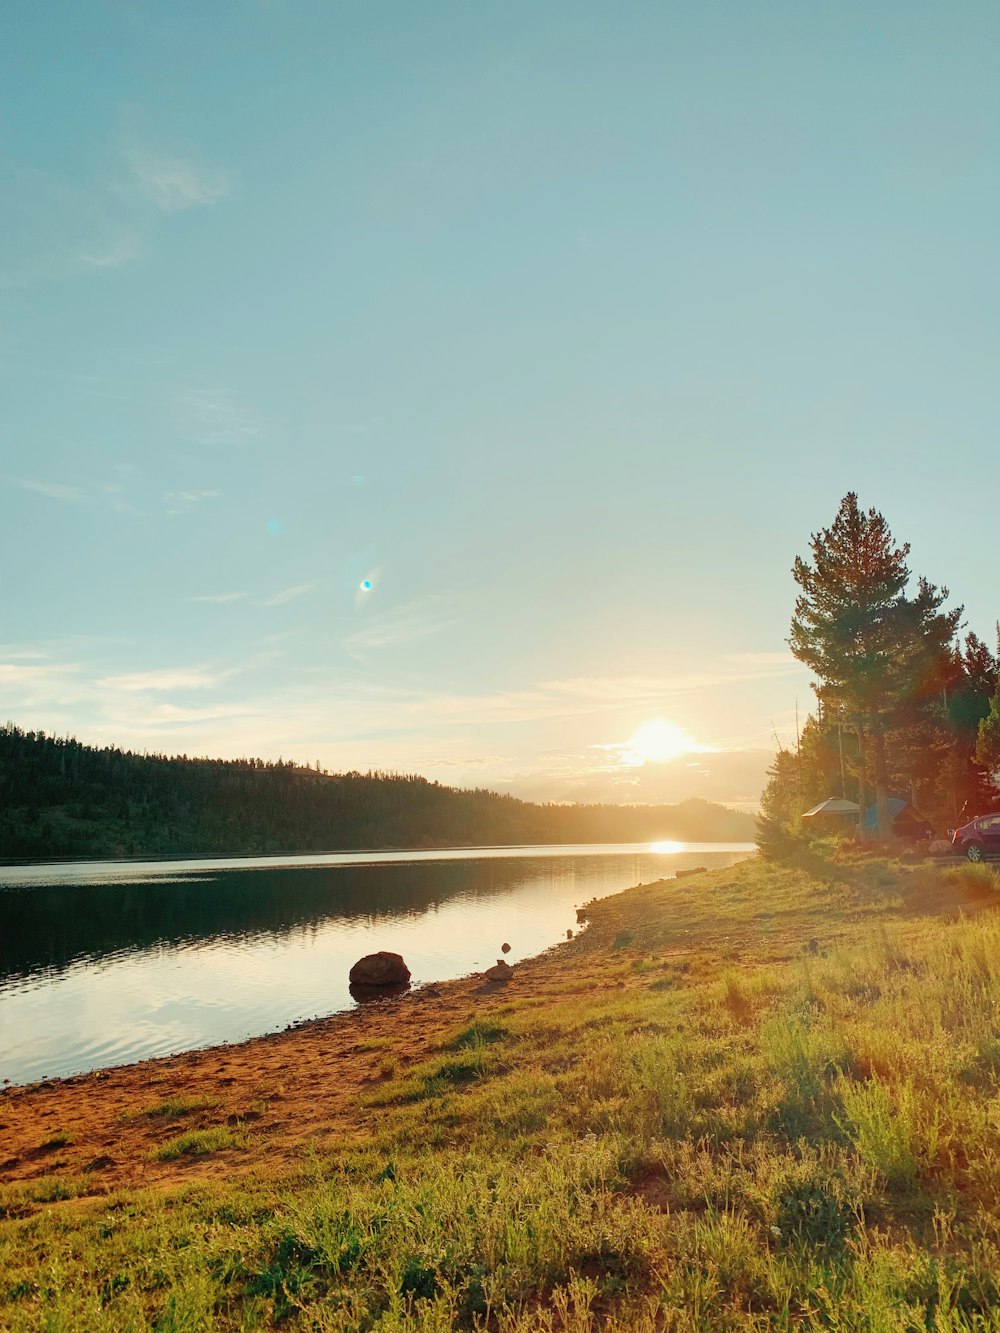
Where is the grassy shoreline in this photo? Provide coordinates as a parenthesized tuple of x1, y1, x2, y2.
(4, 847, 1000, 1329)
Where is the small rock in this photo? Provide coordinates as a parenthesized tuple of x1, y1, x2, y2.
(566, 928, 573, 939)
(483, 959, 513, 983)
(501, 942, 511, 953)
(349, 952, 411, 986)
(805, 937, 820, 955)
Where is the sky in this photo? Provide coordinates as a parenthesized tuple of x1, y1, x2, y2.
(3, 2, 999, 811)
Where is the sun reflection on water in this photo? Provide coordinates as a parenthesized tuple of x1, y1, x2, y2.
(649, 840, 685, 855)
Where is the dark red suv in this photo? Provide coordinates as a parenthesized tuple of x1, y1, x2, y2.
(951, 814, 1000, 862)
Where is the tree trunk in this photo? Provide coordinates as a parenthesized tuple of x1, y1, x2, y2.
(873, 717, 891, 839)
(856, 724, 868, 841)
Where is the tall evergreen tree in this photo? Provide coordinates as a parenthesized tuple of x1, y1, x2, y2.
(789, 494, 960, 838)
(975, 634, 1000, 785)
(755, 748, 802, 858)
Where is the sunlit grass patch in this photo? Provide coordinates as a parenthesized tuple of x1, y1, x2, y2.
(126, 1094, 219, 1122)
(37, 1131, 74, 1151)
(367, 1038, 507, 1107)
(447, 1018, 509, 1050)
(153, 1125, 247, 1161)
(835, 1077, 925, 1190)
(760, 1010, 851, 1135)
(768, 1155, 862, 1250)
(943, 860, 1000, 898)
(717, 965, 781, 1026)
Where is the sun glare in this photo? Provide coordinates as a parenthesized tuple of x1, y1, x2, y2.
(649, 839, 685, 855)
(625, 718, 696, 765)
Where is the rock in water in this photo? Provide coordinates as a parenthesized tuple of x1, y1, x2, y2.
(501, 942, 511, 953)
(483, 959, 513, 983)
(349, 952, 411, 986)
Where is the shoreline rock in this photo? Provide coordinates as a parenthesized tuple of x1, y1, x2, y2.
(348, 952, 411, 987)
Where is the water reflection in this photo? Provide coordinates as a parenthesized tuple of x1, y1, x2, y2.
(0, 844, 752, 1085)
(0, 859, 539, 982)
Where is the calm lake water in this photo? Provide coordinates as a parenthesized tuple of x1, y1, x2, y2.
(0, 842, 752, 1086)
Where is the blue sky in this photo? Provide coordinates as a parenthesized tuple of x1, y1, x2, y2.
(2, 2, 998, 808)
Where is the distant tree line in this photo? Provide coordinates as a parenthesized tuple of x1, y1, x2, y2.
(0, 724, 754, 862)
(759, 493, 1000, 854)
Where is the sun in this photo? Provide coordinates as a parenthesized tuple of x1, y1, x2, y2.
(624, 718, 696, 765)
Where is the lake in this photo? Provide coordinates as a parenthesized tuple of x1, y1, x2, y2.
(0, 842, 753, 1086)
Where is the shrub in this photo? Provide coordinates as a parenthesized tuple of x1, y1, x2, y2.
(770, 1160, 860, 1250)
(835, 1078, 922, 1190)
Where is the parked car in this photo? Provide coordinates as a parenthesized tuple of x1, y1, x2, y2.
(951, 814, 1000, 862)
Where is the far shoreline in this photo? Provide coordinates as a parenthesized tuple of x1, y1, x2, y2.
(0, 838, 756, 873)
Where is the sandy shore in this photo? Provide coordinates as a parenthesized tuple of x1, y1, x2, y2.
(0, 938, 613, 1197)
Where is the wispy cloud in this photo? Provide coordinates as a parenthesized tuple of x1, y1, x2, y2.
(13, 478, 90, 504)
(408, 662, 805, 730)
(0, 661, 80, 687)
(345, 594, 463, 655)
(125, 145, 230, 213)
(0, 164, 139, 288)
(189, 591, 248, 605)
(164, 488, 222, 517)
(259, 582, 318, 608)
(9, 475, 139, 515)
(175, 388, 260, 446)
(80, 236, 140, 269)
(98, 668, 223, 693)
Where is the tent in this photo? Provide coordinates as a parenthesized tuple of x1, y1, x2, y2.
(802, 797, 861, 819)
(863, 798, 933, 839)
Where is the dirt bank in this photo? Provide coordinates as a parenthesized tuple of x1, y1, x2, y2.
(0, 938, 619, 1198)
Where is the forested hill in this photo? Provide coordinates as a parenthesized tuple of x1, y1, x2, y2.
(0, 724, 753, 861)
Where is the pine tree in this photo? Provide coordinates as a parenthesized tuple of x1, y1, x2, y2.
(755, 748, 802, 858)
(789, 494, 960, 838)
(976, 634, 1000, 785)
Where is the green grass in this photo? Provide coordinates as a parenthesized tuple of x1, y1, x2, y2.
(7, 848, 1000, 1328)
(133, 1094, 219, 1122)
(37, 1131, 74, 1150)
(152, 1126, 247, 1162)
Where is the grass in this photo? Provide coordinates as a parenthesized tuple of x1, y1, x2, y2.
(4, 845, 1000, 1328)
(132, 1094, 220, 1122)
(152, 1126, 248, 1162)
(37, 1131, 74, 1150)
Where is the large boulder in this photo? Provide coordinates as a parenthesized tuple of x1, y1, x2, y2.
(928, 839, 954, 857)
(349, 952, 411, 986)
(483, 959, 513, 984)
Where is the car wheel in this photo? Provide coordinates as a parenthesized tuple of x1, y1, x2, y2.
(966, 841, 985, 863)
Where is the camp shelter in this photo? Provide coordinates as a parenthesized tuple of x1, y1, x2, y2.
(802, 797, 861, 820)
(863, 798, 933, 840)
